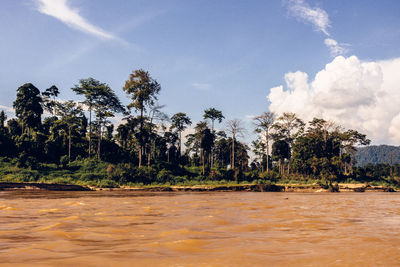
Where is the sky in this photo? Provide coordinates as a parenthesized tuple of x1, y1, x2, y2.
(1, 0, 400, 145)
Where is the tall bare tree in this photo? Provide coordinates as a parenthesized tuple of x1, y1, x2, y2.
(56, 101, 83, 163)
(226, 119, 246, 175)
(253, 112, 275, 174)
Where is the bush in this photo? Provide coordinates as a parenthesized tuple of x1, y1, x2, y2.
(59, 155, 69, 168)
(107, 164, 115, 177)
(96, 179, 119, 188)
(156, 169, 173, 184)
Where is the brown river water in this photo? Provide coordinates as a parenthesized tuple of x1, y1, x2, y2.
(0, 191, 399, 266)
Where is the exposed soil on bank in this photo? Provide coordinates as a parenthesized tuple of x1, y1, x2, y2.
(0, 182, 396, 192)
(0, 182, 91, 191)
(96, 183, 396, 193)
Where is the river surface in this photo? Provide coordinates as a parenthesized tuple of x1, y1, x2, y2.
(0, 191, 399, 266)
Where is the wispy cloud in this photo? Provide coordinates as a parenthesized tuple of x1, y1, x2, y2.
(35, 0, 117, 40)
(286, 0, 330, 36)
(192, 83, 212, 91)
(324, 38, 348, 57)
(285, 0, 348, 57)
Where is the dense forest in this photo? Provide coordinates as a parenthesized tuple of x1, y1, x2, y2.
(0, 69, 398, 188)
(355, 145, 400, 166)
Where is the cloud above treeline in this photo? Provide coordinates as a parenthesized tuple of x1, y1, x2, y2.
(35, 0, 117, 40)
(268, 55, 400, 144)
(285, 0, 347, 57)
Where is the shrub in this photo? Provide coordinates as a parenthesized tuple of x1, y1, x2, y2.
(96, 179, 119, 188)
(107, 164, 115, 177)
(156, 169, 173, 184)
(59, 155, 69, 168)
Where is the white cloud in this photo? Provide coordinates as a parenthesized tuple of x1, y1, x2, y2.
(286, 0, 331, 36)
(324, 38, 348, 57)
(191, 83, 212, 91)
(0, 105, 15, 115)
(35, 0, 116, 40)
(285, 0, 350, 57)
(267, 55, 400, 144)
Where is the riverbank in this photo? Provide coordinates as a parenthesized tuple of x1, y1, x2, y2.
(0, 182, 396, 192)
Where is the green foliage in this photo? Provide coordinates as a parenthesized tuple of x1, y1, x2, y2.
(156, 169, 173, 183)
(13, 83, 43, 132)
(59, 155, 69, 168)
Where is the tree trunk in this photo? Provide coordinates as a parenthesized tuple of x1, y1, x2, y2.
(139, 148, 142, 168)
(232, 136, 235, 170)
(179, 131, 182, 157)
(97, 124, 101, 160)
(139, 109, 143, 168)
(89, 107, 92, 158)
(266, 132, 269, 174)
(147, 144, 151, 167)
(211, 120, 214, 168)
(202, 149, 205, 176)
(68, 126, 72, 163)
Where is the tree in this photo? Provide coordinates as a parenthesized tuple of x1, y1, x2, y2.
(272, 140, 290, 174)
(170, 112, 192, 159)
(42, 85, 60, 115)
(203, 107, 224, 168)
(0, 110, 6, 129)
(123, 69, 161, 168)
(273, 112, 304, 174)
(72, 78, 109, 158)
(93, 86, 125, 159)
(56, 101, 83, 163)
(253, 112, 275, 174)
(13, 83, 43, 137)
(200, 128, 214, 175)
(225, 119, 246, 178)
(147, 104, 169, 166)
(203, 108, 224, 132)
(340, 129, 370, 173)
(164, 131, 178, 163)
(251, 138, 267, 172)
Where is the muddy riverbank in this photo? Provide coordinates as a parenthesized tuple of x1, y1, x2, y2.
(1, 182, 394, 192)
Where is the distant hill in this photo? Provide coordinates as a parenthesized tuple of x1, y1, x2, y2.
(355, 145, 400, 167)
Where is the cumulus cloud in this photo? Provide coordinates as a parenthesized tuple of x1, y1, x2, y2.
(267, 55, 400, 144)
(286, 0, 331, 36)
(35, 0, 116, 40)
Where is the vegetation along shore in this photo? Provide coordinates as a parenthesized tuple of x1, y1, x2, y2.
(0, 70, 399, 191)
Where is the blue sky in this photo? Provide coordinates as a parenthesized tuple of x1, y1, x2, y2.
(1, 0, 400, 143)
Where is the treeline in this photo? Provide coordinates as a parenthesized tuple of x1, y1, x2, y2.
(0, 69, 395, 186)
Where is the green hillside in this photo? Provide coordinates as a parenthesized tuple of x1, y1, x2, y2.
(355, 145, 400, 166)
